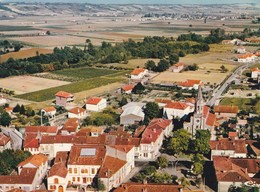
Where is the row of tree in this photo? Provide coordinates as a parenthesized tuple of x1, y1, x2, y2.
(0, 35, 209, 78)
(0, 40, 23, 54)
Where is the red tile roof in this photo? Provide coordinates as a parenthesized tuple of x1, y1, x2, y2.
(68, 107, 85, 114)
(185, 97, 196, 104)
(229, 132, 237, 138)
(25, 126, 58, 134)
(99, 156, 127, 178)
(230, 158, 260, 174)
(164, 101, 189, 110)
(5, 107, 13, 112)
(55, 91, 73, 98)
(24, 136, 39, 149)
(114, 183, 183, 192)
(238, 53, 255, 59)
(42, 106, 56, 112)
(0, 168, 37, 184)
(174, 62, 185, 67)
(108, 145, 134, 153)
(213, 156, 252, 183)
(0, 133, 11, 146)
(214, 105, 239, 114)
(148, 118, 172, 130)
(131, 68, 146, 75)
(49, 162, 68, 178)
(54, 151, 69, 164)
(68, 145, 106, 165)
(251, 67, 260, 72)
(62, 118, 79, 133)
(18, 154, 48, 168)
(141, 126, 163, 144)
(155, 98, 172, 104)
(210, 139, 247, 153)
(121, 84, 135, 91)
(86, 97, 102, 105)
(178, 79, 202, 87)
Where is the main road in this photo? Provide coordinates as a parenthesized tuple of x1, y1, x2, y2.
(207, 62, 250, 107)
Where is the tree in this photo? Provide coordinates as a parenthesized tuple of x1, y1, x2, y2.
(178, 177, 191, 188)
(132, 83, 145, 94)
(0, 112, 11, 126)
(220, 65, 228, 73)
(156, 156, 168, 169)
(119, 97, 127, 107)
(143, 102, 160, 120)
(169, 54, 179, 65)
(14, 44, 22, 52)
(145, 60, 156, 71)
(150, 172, 172, 184)
(97, 179, 106, 191)
(192, 162, 204, 175)
(167, 129, 191, 154)
(143, 165, 157, 176)
(191, 153, 205, 165)
(194, 130, 211, 154)
(20, 105, 25, 115)
(156, 59, 170, 72)
(46, 30, 51, 35)
(13, 104, 20, 113)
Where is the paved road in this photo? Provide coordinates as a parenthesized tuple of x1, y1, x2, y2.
(207, 63, 250, 107)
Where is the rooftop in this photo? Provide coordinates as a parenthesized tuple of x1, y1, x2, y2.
(86, 97, 103, 105)
(55, 91, 73, 98)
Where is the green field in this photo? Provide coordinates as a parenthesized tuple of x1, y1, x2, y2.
(16, 77, 123, 102)
(221, 97, 260, 114)
(51, 67, 122, 81)
(0, 25, 36, 32)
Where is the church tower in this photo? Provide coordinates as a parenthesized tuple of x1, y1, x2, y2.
(191, 86, 205, 136)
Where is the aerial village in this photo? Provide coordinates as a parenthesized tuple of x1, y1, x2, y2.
(0, 9, 260, 192)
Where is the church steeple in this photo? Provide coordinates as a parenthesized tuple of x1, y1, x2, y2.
(195, 85, 204, 114)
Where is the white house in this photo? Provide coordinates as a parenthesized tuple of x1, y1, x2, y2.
(42, 106, 56, 119)
(169, 63, 184, 73)
(0, 133, 11, 152)
(121, 84, 135, 94)
(236, 47, 246, 54)
(163, 101, 193, 119)
(130, 68, 148, 80)
(120, 106, 145, 125)
(68, 107, 87, 119)
(0, 154, 48, 191)
(0, 94, 7, 106)
(237, 53, 256, 63)
(177, 79, 203, 90)
(85, 97, 107, 112)
(251, 68, 260, 79)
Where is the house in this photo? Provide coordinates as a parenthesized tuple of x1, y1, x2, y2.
(5, 107, 13, 115)
(163, 101, 193, 119)
(251, 68, 260, 79)
(68, 107, 86, 119)
(0, 133, 11, 152)
(177, 79, 203, 90)
(0, 154, 48, 191)
(155, 98, 172, 108)
(0, 94, 7, 106)
(169, 62, 185, 73)
(48, 152, 69, 192)
(237, 53, 256, 63)
(130, 68, 148, 80)
(41, 106, 56, 119)
(148, 118, 173, 137)
(85, 97, 107, 112)
(245, 37, 260, 44)
(214, 105, 239, 118)
(236, 47, 246, 54)
(121, 84, 135, 94)
(61, 118, 80, 135)
(122, 102, 146, 111)
(222, 38, 244, 45)
(77, 126, 104, 137)
(137, 124, 164, 160)
(120, 106, 145, 125)
(55, 91, 74, 107)
(213, 156, 259, 192)
(210, 138, 247, 160)
(114, 183, 183, 192)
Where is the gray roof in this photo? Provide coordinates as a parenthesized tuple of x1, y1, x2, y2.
(122, 102, 145, 111)
(120, 106, 145, 118)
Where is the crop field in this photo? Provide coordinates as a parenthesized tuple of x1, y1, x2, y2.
(152, 44, 239, 85)
(51, 67, 122, 81)
(220, 97, 260, 115)
(0, 25, 36, 32)
(16, 77, 123, 102)
(0, 76, 70, 95)
(0, 48, 53, 63)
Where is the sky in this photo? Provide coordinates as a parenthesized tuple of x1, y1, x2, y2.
(1, 0, 260, 4)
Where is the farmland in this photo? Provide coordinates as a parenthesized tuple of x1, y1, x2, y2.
(51, 67, 124, 81)
(0, 48, 53, 63)
(16, 77, 124, 102)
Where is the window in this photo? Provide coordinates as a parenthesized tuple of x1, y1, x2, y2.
(77, 177, 80, 182)
(72, 177, 75, 182)
(69, 168, 72, 173)
(91, 168, 95, 174)
(54, 185, 56, 190)
(144, 153, 148, 157)
(83, 178, 87, 183)
(74, 168, 77, 173)
(54, 178, 59, 184)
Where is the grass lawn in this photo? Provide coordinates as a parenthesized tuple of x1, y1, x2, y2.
(51, 67, 123, 80)
(16, 77, 123, 102)
(220, 97, 260, 114)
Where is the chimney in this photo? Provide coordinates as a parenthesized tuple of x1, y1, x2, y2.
(142, 188, 147, 192)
